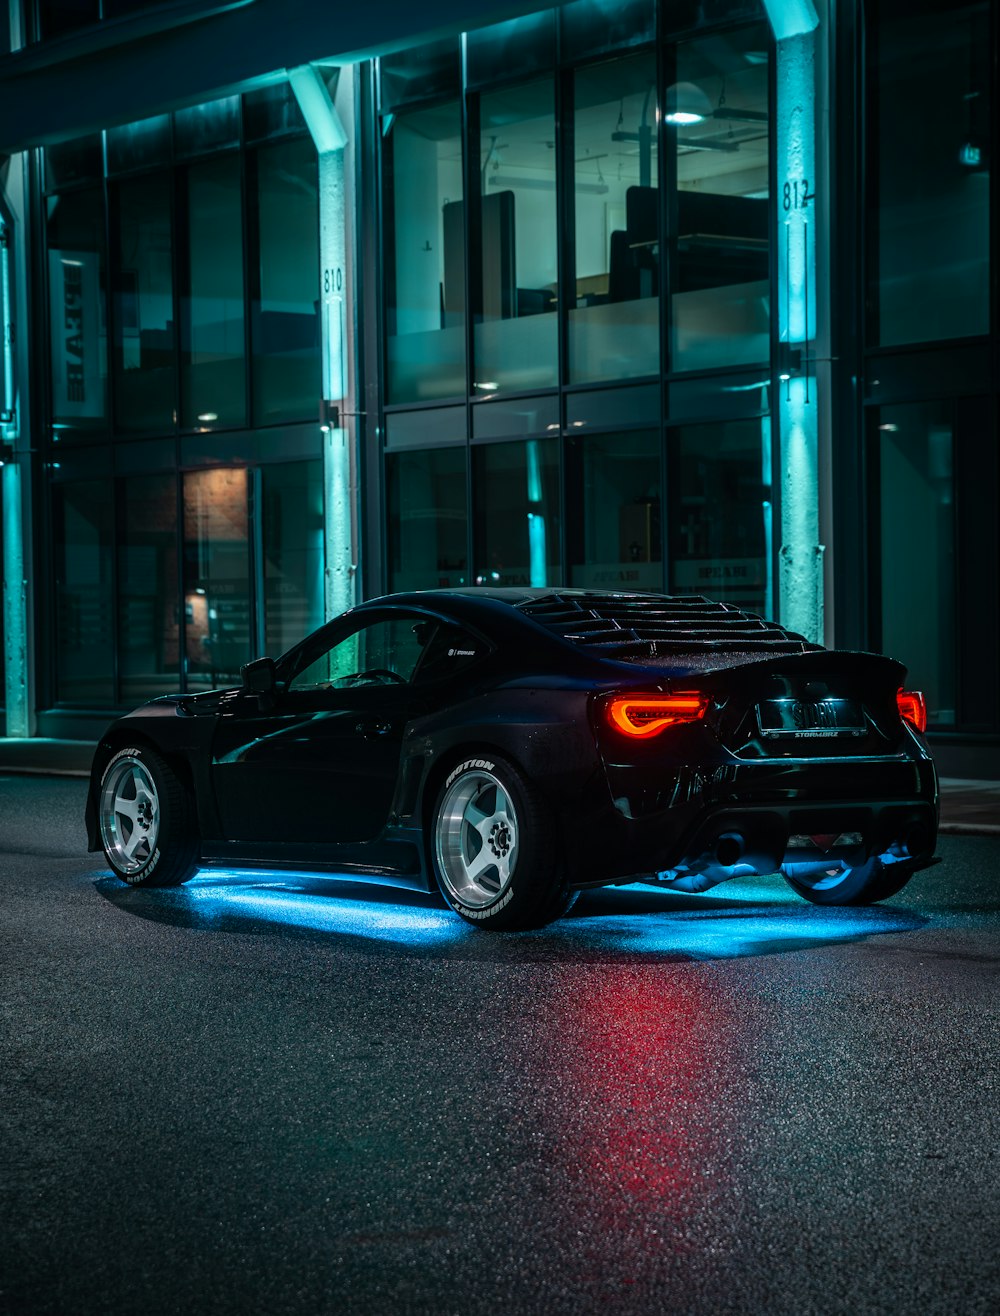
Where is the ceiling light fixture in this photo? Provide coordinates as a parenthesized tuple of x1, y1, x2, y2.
(664, 81, 713, 126)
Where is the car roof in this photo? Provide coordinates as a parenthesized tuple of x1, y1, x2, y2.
(357, 588, 822, 664)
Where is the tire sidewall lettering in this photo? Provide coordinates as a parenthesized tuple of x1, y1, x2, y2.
(445, 757, 496, 789)
(458, 882, 516, 920)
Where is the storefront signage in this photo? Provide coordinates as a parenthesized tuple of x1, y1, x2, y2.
(48, 250, 102, 419)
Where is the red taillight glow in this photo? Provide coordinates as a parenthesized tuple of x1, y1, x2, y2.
(897, 689, 928, 734)
(607, 693, 710, 738)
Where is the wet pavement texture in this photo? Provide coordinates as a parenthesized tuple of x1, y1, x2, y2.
(1, 776, 998, 1315)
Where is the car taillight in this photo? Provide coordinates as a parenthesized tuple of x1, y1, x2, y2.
(606, 693, 710, 738)
(897, 689, 928, 734)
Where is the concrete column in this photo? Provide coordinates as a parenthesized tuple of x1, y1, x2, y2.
(764, 0, 828, 645)
(1, 155, 33, 737)
(289, 62, 358, 620)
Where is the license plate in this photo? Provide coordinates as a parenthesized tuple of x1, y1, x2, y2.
(756, 698, 866, 738)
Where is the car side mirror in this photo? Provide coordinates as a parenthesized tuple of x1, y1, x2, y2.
(241, 656, 276, 697)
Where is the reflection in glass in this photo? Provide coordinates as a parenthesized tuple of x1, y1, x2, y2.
(252, 138, 321, 424)
(560, 0, 655, 62)
(387, 447, 468, 591)
(174, 97, 241, 159)
(47, 189, 108, 438)
(380, 38, 460, 112)
(466, 12, 555, 87)
(113, 175, 176, 434)
(384, 102, 465, 403)
(568, 430, 662, 590)
(262, 460, 325, 657)
(118, 474, 180, 703)
(670, 27, 770, 371)
(36, 0, 98, 42)
(183, 468, 251, 690)
(873, 0, 990, 344)
(878, 403, 956, 723)
(44, 136, 102, 193)
(669, 419, 768, 614)
(106, 116, 171, 176)
(53, 481, 114, 704)
(475, 80, 558, 393)
(570, 53, 659, 383)
(182, 156, 246, 429)
(473, 439, 560, 588)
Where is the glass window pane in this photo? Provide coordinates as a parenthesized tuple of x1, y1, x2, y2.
(183, 468, 251, 690)
(387, 447, 468, 591)
(475, 80, 558, 394)
(53, 480, 114, 705)
(380, 38, 460, 112)
(243, 84, 307, 144)
(291, 617, 427, 690)
(663, 0, 764, 36)
(466, 12, 556, 88)
(36, 0, 98, 41)
(175, 97, 240, 159)
(472, 438, 560, 587)
(47, 189, 108, 439)
(569, 53, 659, 384)
(560, 0, 654, 62)
(873, 0, 990, 345)
(112, 174, 176, 434)
(106, 115, 171, 176)
(670, 26, 771, 372)
(878, 403, 956, 724)
(182, 156, 246, 429)
(567, 429, 662, 590)
(252, 138, 321, 425)
(669, 419, 769, 614)
(384, 102, 466, 404)
(44, 136, 102, 194)
(262, 460, 325, 656)
(119, 473, 180, 704)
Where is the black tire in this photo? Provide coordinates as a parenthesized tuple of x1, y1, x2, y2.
(98, 745, 199, 888)
(781, 855, 918, 906)
(430, 752, 576, 931)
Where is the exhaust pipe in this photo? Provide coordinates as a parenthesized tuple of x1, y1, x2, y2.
(715, 832, 745, 868)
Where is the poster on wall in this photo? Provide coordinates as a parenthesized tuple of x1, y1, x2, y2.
(48, 249, 103, 419)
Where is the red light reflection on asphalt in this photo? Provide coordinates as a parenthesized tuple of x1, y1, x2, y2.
(545, 970, 743, 1283)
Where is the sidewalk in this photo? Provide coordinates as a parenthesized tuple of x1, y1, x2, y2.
(0, 739, 997, 834)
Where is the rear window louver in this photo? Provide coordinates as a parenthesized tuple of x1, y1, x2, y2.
(517, 594, 822, 659)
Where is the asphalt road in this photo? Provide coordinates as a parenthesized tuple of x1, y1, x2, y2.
(1, 776, 998, 1316)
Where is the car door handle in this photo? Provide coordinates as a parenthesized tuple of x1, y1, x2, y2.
(356, 719, 392, 738)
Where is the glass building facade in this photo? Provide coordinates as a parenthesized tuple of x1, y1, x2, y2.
(0, 0, 997, 772)
(380, 6, 773, 616)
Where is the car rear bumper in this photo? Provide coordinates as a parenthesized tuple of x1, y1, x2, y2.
(565, 753, 938, 886)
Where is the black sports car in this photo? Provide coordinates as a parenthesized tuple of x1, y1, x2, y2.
(86, 589, 938, 930)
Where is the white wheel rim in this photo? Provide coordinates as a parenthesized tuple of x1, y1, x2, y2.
(99, 757, 160, 874)
(435, 770, 519, 910)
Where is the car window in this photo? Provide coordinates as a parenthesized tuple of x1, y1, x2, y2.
(289, 616, 429, 692)
(412, 624, 486, 685)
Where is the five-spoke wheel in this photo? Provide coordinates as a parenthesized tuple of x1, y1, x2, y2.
(435, 766, 520, 910)
(98, 745, 199, 888)
(100, 755, 161, 875)
(430, 754, 576, 930)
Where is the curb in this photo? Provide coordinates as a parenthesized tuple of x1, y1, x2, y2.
(938, 822, 1000, 837)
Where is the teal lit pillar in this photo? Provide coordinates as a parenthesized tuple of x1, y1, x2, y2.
(764, 0, 826, 644)
(289, 63, 358, 620)
(1, 209, 29, 738)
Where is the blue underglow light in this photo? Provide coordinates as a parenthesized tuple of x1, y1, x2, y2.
(160, 871, 920, 961)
